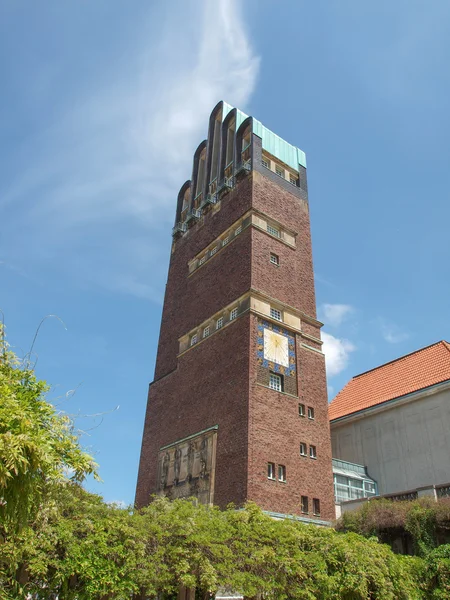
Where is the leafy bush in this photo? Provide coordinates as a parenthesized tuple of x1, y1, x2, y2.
(337, 497, 450, 557)
(1, 493, 424, 600)
(422, 545, 450, 599)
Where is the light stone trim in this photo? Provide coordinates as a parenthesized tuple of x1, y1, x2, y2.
(178, 296, 250, 356)
(160, 425, 219, 450)
(178, 290, 322, 356)
(250, 210, 296, 247)
(300, 343, 325, 356)
(249, 288, 323, 331)
(188, 209, 297, 276)
(261, 150, 300, 182)
(255, 382, 299, 400)
(188, 212, 252, 276)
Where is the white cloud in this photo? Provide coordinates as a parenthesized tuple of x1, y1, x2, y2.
(322, 331, 356, 377)
(321, 303, 354, 327)
(379, 318, 410, 344)
(0, 0, 259, 300)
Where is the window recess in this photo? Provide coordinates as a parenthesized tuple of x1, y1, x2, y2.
(269, 372, 283, 392)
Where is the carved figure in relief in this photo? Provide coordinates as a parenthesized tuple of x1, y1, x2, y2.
(199, 437, 208, 478)
(190, 478, 199, 497)
(174, 446, 182, 483)
(161, 451, 170, 489)
(187, 441, 195, 480)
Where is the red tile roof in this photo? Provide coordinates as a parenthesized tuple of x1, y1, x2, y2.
(329, 341, 450, 421)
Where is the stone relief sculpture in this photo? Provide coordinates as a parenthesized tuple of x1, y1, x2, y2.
(161, 451, 170, 489)
(174, 447, 182, 483)
(199, 437, 208, 478)
(187, 441, 195, 480)
(157, 428, 217, 504)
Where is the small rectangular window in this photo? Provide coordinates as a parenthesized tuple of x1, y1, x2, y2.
(275, 165, 284, 178)
(267, 224, 280, 238)
(268, 462, 276, 480)
(269, 372, 282, 392)
(278, 465, 286, 482)
(203, 326, 210, 338)
(222, 236, 229, 246)
(199, 255, 206, 266)
(301, 496, 309, 513)
(270, 253, 279, 266)
(230, 307, 238, 321)
(289, 175, 297, 186)
(216, 317, 223, 330)
(308, 407, 315, 420)
(364, 481, 376, 494)
(235, 225, 242, 236)
(210, 246, 217, 256)
(270, 307, 282, 321)
(313, 498, 321, 516)
(300, 442, 307, 457)
(298, 403, 305, 417)
(310, 445, 317, 459)
(190, 334, 198, 346)
(262, 158, 270, 169)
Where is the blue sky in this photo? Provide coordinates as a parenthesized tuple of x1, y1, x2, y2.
(2, 0, 450, 505)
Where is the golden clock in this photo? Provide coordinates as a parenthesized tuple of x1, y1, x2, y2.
(263, 328, 289, 367)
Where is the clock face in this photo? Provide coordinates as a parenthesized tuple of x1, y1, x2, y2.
(264, 329, 289, 367)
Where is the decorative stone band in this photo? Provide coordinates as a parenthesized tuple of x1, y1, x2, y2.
(188, 208, 297, 276)
(178, 289, 324, 357)
(263, 510, 332, 527)
(159, 425, 219, 451)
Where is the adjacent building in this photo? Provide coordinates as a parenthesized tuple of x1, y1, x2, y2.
(136, 101, 335, 523)
(329, 341, 450, 497)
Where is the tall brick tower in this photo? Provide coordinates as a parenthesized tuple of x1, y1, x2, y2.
(136, 102, 335, 523)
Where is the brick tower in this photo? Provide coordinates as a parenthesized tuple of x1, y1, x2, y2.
(136, 102, 335, 523)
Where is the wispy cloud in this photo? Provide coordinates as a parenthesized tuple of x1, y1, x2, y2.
(379, 318, 410, 344)
(1, 0, 259, 301)
(322, 331, 356, 377)
(320, 303, 354, 327)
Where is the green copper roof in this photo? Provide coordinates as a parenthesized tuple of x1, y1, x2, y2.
(253, 118, 307, 170)
(219, 102, 306, 170)
(221, 102, 249, 133)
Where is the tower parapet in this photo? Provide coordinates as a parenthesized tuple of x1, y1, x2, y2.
(173, 101, 308, 239)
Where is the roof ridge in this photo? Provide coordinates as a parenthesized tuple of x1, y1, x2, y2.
(353, 340, 447, 379)
(442, 341, 450, 354)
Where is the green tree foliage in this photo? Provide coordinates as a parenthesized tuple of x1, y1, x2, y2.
(1, 484, 144, 599)
(0, 325, 445, 598)
(221, 504, 421, 600)
(337, 497, 450, 556)
(0, 326, 98, 532)
(1, 493, 424, 600)
(422, 545, 450, 599)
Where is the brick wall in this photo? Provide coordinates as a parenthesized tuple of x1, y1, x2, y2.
(136, 312, 251, 509)
(154, 176, 253, 380)
(251, 170, 317, 319)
